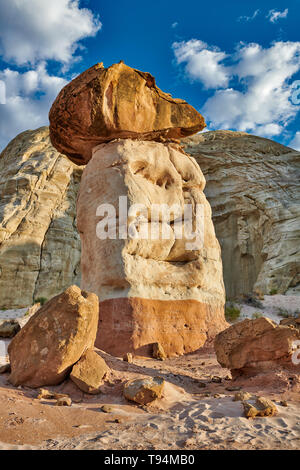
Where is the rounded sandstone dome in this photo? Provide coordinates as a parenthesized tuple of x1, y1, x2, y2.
(49, 61, 206, 165)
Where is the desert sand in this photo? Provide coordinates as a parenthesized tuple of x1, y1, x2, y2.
(0, 294, 299, 451)
(0, 344, 299, 450)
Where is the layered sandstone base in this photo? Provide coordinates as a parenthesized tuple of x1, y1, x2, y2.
(95, 298, 227, 357)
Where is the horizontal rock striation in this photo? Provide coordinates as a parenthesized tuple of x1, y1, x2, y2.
(0, 127, 83, 309)
(183, 131, 300, 298)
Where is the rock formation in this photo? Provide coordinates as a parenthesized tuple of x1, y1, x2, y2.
(1, 127, 299, 309)
(0, 127, 83, 309)
(214, 316, 300, 378)
(70, 349, 110, 394)
(77, 139, 226, 356)
(49, 62, 226, 357)
(183, 131, 300, 297)
(8, 285, 99, 387)
(123, 376, 165, 405)
(49, 61, 206, 165)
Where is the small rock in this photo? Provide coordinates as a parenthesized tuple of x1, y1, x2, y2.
(124, 376, 165, 405)
(37, 388, 69, 400)
(280, 400, 288, 407)
(152, 343, 167, 361)
(226, 386, 242, 392)
(0, 363, 11, 374)
(213, 393, 221, 398)
(56, 397, 72, 407)
(123, 353, 133, 363)
(243, 397, 277, 418)
(233, 391, 252, 402)
(70, 349, 109, 394)
(101, 405, 113, 413)
(211, 376, 222, 384)
(0, 320, 20, 338)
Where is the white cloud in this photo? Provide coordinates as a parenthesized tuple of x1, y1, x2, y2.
(173, 40, 230, 89)
(0, 0, 101, 65)
(173, 40, 300, 138)
(171, 22, 178, 29)
(267, 8, 288, 23)
(290, 132, 300, 150)
(238, 9, 260, 22)
(0, 64, 67, 150)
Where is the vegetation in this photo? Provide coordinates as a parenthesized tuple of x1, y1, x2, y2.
(269, 288, 278, 295)
(252, 312, 263, 319)
(277, 308, 299, 319)
(225, 303, 241, 322)
(34, 297, 48, 306)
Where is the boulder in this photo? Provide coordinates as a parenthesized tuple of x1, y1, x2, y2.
(0, 127, 83, 309)
(8, 285, 99, 387)
(243, 397, 278, 418)
(233, 391, 252, 401)
(0, 363, 10, 374)
(49, 61, 206, 165)
(152, 342, 167, 361)
(123, 353, 133, 363)
(77, 139, 226, 357)
(70, 349, 109, 394)
(123, 376, 165, 405)
(183, 131, 300, 297)
(214, 317, 300, 377)
(0, 320, 20, 338)
(56, 396, 72, 406)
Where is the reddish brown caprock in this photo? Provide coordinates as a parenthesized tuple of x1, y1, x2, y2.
(49, 61, 206, 165)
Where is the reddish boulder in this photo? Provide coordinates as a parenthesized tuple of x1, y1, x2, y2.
(8, 286, 99, 387)
(49, 61, 205, 165)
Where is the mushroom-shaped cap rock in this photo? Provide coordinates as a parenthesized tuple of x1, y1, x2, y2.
(49, 61, 206, 165)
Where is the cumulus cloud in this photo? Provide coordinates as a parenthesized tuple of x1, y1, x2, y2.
(290, 132, 300, 150)
(0, 0, 101, 65)
(0, 0, 102, 151)
(173, 40, 230, 89)
(237, 9, 260, 22)
(267, 8, 288, 23)
(0, 64, 67, 150)
(173, 40, 300, 138)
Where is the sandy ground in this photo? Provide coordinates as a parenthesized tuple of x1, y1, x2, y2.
(236, 294, 300, 324)
(0, 294, 299, 451)
(0, 346, 299, 450)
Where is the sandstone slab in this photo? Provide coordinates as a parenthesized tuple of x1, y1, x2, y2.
(123, 376, 165, 405)
(70, 349, 109, 394)
(49, 61, 205, 165)
(8, 285, 99, 387)
(214, 317, 300, 377)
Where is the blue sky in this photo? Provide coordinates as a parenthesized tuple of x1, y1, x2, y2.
(0, 0, 299, 151)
